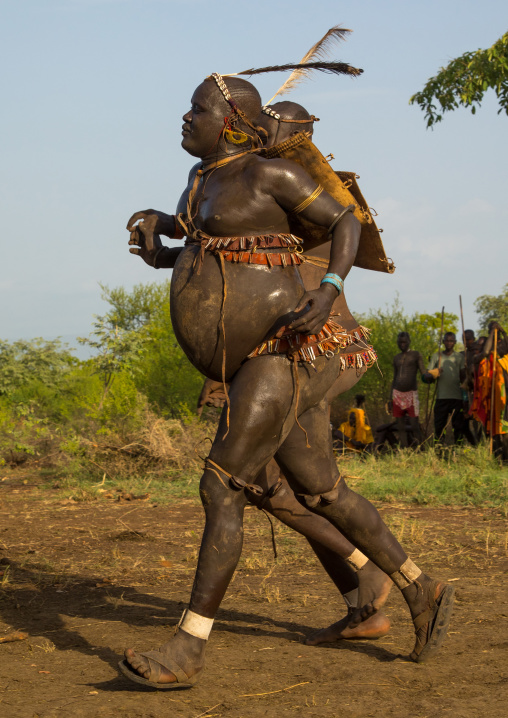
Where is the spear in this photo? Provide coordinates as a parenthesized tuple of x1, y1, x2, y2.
(437, 306, 445, 371)
(459, 294, 473, 405)
(459, 295, 466, 351)
(424, 306, 445, 437)
(489, 328, 498, 455)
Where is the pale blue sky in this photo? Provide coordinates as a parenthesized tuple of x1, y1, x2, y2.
(2, 0, 507, 346)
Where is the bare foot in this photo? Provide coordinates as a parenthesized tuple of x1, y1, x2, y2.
(357, 560, 393, 612)
(344, 560, 393, 631)
(122, 629, 205, 685)
(305, 611, 390, 645)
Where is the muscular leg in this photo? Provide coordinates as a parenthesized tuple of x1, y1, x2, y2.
(196, 362, 391, 644)
(124, 354, 452, 684)
(276, 401, 454, 659)
(451, 401, 477, 446)
(433, 399, 450, 443)
(396, 416, 409, 448)
(124, 352, 347, 683)
(255, 462, 391, 642)
(409, 416, 422, 447)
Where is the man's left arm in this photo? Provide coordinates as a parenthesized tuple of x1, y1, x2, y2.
(265, 161, 361, 334)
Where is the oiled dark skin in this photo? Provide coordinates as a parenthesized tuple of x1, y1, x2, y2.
(391, 334, 425, 447)
(170, 89, 360, 379)
(190, 104, 392, 645)
(392, 337, 426, 393)
(124, 79, 442, 684)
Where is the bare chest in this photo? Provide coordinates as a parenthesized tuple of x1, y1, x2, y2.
(177, 167, 288, 236)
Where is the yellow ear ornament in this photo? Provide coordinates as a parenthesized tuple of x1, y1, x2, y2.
(224, 128, 250, 144)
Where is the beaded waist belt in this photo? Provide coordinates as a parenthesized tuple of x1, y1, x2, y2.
(185, 233, 305, 267)
(248, 318, 377, 369)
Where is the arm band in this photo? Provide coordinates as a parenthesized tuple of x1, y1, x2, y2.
(328, 204, 356, 236)
(320, 273, 344, 295)
(292, 185, 324, 214)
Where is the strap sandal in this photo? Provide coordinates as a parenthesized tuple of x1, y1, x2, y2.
(118, 650, 200, 690)
(410, 580, 455, 663)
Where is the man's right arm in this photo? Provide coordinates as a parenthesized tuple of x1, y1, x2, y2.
(126, 207, 187, 267)
(126, 210, 178, 238)
(151, 246, 183, 269)
(126, 163, 199, 268)
(417, 352, 426, 377)
(423, 353, 438, 383)
(390, 356, 398, 402)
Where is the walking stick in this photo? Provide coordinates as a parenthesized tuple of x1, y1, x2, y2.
(489, 328, 498, 455)
(459, 293, 474, 417)
(424, 307, 445, 437)
(424, 363, 431, 435)
(459, 295, 466, 350)
(437, 306, 445, 373)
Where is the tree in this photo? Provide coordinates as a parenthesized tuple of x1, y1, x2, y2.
(78, 319, 148, 410)
(98, 282, 168, 332)
(0, 338, 77, 397)
(474, 283, 508, 333)
(410, 32, 508, 128)
(98, 280, 204, 416)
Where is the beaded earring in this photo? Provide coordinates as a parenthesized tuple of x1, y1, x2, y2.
(224, 128, 250, 144)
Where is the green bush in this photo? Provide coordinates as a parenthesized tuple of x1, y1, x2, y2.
(98, 280, 203, 417)
(332, 297, 458, 427)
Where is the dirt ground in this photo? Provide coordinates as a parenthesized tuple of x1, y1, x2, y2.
(0, 481, 507, 718)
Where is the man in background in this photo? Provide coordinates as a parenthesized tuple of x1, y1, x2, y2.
(390, 332, 425, 447)
(335, 394, 374, 452)
(426, 332, 477, 446)
(471, 322, 508, 462)
(462, 329, 477, 384)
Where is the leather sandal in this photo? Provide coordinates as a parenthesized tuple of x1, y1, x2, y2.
(410, 580, 455, 663)
(118, 650, 201, 690)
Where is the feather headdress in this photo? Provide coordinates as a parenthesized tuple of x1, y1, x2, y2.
(265, 25, 356, 104)
(220, 26, 361, 105)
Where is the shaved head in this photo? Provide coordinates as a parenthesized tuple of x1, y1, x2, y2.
(204, 76, 262, 123)
(257, 100, 315, 147)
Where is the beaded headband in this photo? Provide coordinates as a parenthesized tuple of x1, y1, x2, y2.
(261, 106, 320, 123)
(211, 73, 237, 110)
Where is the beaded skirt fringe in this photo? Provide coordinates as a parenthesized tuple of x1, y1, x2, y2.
(247, 319, 377, 368)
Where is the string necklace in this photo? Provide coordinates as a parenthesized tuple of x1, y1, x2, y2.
(187, 149, 254, 222)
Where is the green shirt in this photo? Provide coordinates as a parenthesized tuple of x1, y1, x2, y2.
(428, 351, 465, 400)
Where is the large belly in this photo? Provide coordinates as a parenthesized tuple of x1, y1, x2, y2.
(170, 246, 305, 381)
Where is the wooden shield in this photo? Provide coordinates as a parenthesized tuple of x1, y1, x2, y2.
(262, 132, 395, 274)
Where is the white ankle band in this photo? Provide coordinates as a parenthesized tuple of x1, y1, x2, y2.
(178, 609, 214, 640)
(346, 549, 369, 571)
(390, 558, 422, 590)
(343, 588, 359, 609)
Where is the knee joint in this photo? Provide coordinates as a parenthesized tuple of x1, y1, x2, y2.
(297, 475, 342, 509)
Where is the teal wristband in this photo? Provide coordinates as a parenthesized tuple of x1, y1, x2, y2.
(321, 273, 344, 295)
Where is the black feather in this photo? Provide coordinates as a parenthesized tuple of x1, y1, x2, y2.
(237, 61, 363, 78)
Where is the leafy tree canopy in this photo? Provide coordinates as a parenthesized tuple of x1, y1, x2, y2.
(97, 280, 203, 416)
(410, 32, 508, 127)
(0, 338, 77, 397)
(474, 283, 508, 333)
(98, 281, 170, 332)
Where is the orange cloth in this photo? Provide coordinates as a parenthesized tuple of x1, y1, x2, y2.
(471, 354, 508, 435)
